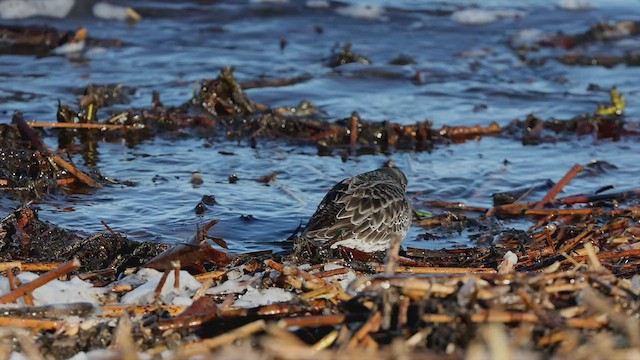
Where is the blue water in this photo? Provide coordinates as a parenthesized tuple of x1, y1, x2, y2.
(1, 0, 639, 252)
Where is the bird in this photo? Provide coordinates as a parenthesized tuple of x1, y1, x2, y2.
(298, 167, 412, 253)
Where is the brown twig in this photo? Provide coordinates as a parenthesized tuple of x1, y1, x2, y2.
(179, 320, 266, 356)
(265, 259, 328, 287)
(312, 267, 349, 278)
(524, 208, 607, 216)
(0, 262, 22, 272)
(311, 329, 340, 351)
(100, 220, 117, 236)
(153, 270, 171, 303)
(348, 312, 382, 348)
(56, 178, 76, 186)
(534, 164, 583, 209)
(172, 261, 181, 289)
(0, 259, 80, 304)
(569, 248, 640, 263)
(279, 314, 347, 328)
(557, 226, 594, 254)
(21, 263, 66, 272)
(349, 112, 358, 155)
(384, 233, 403, 275)
(374, 266, 496, 274)
(422, 311, 606, 328)
(0, 317, 64, 330)
(194, 270, 227, 282)
(14, 113, 102, 188)
(423, 200, 489, 213)
(27, 121, 135, 130)
(102, 305, 186, 317)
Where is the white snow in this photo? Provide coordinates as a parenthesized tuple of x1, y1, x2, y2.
(120, 268, 201, 306)
(233, 286, 293, 308)
(68, 349, 152, 360)
(321, 265, 357, 290)
(0, 272, 103, 306)
(206, 273, 259, 295)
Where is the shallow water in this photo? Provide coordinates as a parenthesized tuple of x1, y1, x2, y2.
(1, 0, 640, 253)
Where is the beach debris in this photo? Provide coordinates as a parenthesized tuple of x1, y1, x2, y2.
(327, 43, 371, 67)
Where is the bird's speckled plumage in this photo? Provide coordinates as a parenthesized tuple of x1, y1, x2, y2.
(299, 167, 412, 252)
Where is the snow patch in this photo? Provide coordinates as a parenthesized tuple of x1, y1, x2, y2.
(120, 269, 201, 306)
(234, 286, 293, 308)
(0, 272, 103, 306)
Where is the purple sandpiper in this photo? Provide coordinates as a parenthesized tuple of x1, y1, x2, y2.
(299, 167, 412, 253)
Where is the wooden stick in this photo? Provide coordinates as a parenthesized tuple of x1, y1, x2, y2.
(0, 262, 22, 271)
(27, 121, 134, 130)
(111, 284, 133, 293)
(194, 270, 227, 282)
(172, 261, 181, 289)
(0, 317, 64, 330)
(6, 268, 18, 291)
(312, 267, 349, 278)
(349, 112, 358, 155)
(279, 314, 346, 328)
(179, 320, 266, 356)
(5, 269, 34, 306)
(569, 248, 640, 263)
(153, 270, 171, 303)
(22, 263, 66, 272)
(299, 284, 336, 301)
(423, 200, 489, 212)
(557, 227, 594, 254)
(524, 208, 606, 216)
(56, 178, 76, 186)
(102, 305, 186, 317)
(422, 311, 605, 329)
(384, 233, 403, 275)
(374, 266, 496, 274)
(192, 278, 214, 301)
(311, 330, 340, 351)
(486, 201, 538, 217)
(0, 259, 80, 304)
(112, 316, 137, 360)
(14, 114, 102, 188)
(348, 312, 381, 348)
(534, 164, 583, 209)
(265, 260, 328, 287)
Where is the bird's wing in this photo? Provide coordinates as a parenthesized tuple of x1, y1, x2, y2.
(302, 178, 410, 246)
